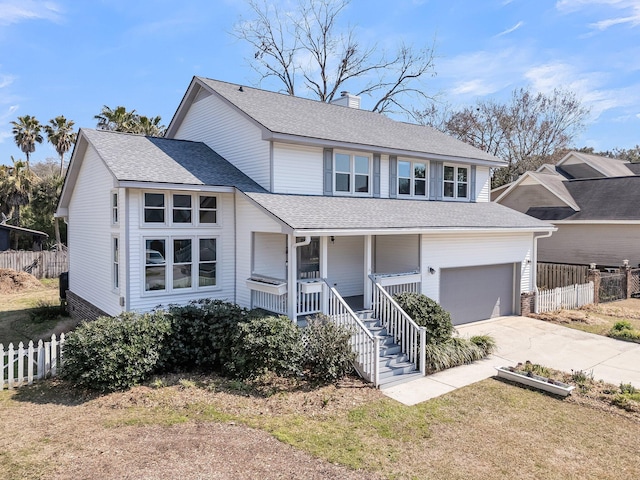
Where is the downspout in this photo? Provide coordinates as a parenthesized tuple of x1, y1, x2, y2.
(532, 231, 554, 312)
(287, 235, 312, 321)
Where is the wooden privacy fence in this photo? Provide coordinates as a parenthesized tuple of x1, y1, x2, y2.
(1, 334, 64, 390)
(0, 250, 68, 279)
(537, 263, 588, 290)
(536, 282, 594, 313)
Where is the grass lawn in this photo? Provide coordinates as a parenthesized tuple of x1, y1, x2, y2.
(531, 298, 640, 338)
(0, 278, 77, 346)
(1, 373, 639, 480)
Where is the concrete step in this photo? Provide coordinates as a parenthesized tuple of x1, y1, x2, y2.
(378, 372, 423, 390)
(378, 362, 417, 380)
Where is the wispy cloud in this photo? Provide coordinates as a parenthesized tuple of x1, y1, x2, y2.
(556, 0, 640, 30)
(495, 21, 524, 37)
(0, 0, 63, 26)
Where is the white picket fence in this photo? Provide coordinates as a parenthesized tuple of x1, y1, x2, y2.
(0, 334, 64, 390)
(535, 282, 594, 313)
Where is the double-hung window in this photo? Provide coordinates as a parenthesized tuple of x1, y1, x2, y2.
(144, 237, 217, 293)
(398, 160, 427, 197)
(172, 194, 192, 224)
(334, 153, 371, 195)
(443, 165, 469, 199)
(112, 236, 119, 291)
(144, 193, 165, 223)
(111, 191, 119, 224)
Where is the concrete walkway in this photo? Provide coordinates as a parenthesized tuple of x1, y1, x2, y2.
(383, 316, 640, 406)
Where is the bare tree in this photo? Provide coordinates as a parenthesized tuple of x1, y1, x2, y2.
(420, 88, 590, 187)
(235, 0, 437, 117)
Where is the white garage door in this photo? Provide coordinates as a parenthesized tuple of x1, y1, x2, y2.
(440, 263, 518, 325)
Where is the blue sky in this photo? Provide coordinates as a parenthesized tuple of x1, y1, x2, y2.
(1, 0, 639, 165)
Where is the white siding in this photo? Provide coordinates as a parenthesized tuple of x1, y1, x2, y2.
(327, 236, 364, 297)
(235, 194, 287, 309)
(127, 190, 236, 312)
(173, 94, 271, 190)
(272, 143, 323, 194)
(375, 235, 419, 273)
(253, 233, 287, 279)
(476, 166, 490, 202)
(420, 232, 533, 302)
(67, 145, 122, 316)
(539, 224, 640, 267)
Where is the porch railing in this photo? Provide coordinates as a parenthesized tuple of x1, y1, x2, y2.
(297, 279, 323, 316)
(251, 290, 288, 316)
(370, 275, 425, 374)
(373, 271, 421, 297)
(324, 279, 380, 387)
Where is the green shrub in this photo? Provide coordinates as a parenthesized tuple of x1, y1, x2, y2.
(29, 300, 67, 324)
(393, 292, 454, 344)
(608, 321, 640, 342)
(61, 311, 171, 392)
(227, 315, 303, 379)
(612, 320, 633, 332)
(159, 299, 253, 373)
(301, 315, 355, 383)
(424, 337, 487, 373)
(620, 382, 637, 395)
(469, 335, 497, 355)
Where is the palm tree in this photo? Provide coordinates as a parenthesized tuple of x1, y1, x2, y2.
(94, 105, 137, 132)
(1, 157, 36, 227)
(136, 115, 166, 137)
(11, 115, 43, 169)
(44, 116, 77, 175)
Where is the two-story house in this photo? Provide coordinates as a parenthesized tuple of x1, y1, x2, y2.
(57, 77, 553, 386)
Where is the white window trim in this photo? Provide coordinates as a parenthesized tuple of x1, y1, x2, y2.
(112, 235, 119, 293)
(397, 159, 428, 199)
(142, 235, 220, 296)
(111, 190, 119, 225)
(141, 191, 221, 228)
(442, 164, 470, 201)
(333, 151, 373, 197)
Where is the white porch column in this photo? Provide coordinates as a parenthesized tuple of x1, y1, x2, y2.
(320, 235, 329, 314)
(287, 234, 297, 321)
(364, 235, 373, 309)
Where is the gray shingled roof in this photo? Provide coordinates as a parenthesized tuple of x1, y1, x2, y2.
(525, 176, 640, 221)
(196, 77, 503, 165)
(572, 152, 635, 177)
(82, 129, 265, 192)
(244, 192, 552, 231)
(527, 171, 580, 211)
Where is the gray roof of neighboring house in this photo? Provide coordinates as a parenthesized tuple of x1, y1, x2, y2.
(193, 77, 503, 165)
(626, 163, 640, 174)
(527, 171, 580, 211)
(573, 152, 635, 177)
(244, 192, 552, 231)
(0, 223, 48, 237)
(557, 151, 636, 178)
(81, 129, 266, 192)
(525, 176, 640, 221)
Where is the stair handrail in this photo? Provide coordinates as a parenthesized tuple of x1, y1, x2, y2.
(369, 275, 426, 375)
(322, 279, 379, 387)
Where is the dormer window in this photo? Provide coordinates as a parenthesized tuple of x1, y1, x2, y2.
(334, 152, 371, 196)
(443, 165, 468, 199)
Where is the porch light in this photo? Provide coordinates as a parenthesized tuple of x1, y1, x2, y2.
(428, 267, 436, 275)
(330, 236, 335, 244)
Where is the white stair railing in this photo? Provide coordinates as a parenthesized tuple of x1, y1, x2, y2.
(369, 275, 426, 375)
(323, 279, 379, 387)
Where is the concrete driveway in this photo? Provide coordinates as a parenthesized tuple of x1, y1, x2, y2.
(383, 316, 640, 406)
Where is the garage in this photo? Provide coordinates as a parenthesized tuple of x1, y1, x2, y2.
(440, 263, 519, 325)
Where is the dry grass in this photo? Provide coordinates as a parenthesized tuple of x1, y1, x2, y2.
(0, 278, 78, 345)
(2, 372, 640, 480)
(530, 298, 640, 337)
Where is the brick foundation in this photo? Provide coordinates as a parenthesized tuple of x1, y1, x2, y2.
(520, 291, 536, 316)
(66, 291, 110, 321)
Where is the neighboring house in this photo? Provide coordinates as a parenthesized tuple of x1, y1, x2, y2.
(57, 77, 553, 386)
(494, 151, 640, 267)
(0, 223, 48, 251)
